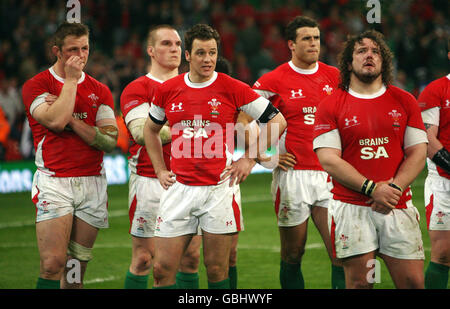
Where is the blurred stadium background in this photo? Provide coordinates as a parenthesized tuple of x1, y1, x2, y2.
(0, 0, 449, 289)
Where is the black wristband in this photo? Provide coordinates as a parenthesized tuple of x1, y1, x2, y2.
(388, 183, 403, 192)
(361, 179, 376, 196)
(361, 179, 370, 195)
(366, 181, 377, 196)
(432, 147, 450, 174)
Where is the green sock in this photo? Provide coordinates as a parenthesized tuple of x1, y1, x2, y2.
(208, 278, 230, 289)
(152, 283, 178, 289)
(36, 277, 60, 289)
(176, 272, 199, 289)
(124, 270, 149, 289)
(425, 261, 449, 289)
(331, 264, 346, 289)
(228, 266, 237, 289)
(280, 260, 304, 289)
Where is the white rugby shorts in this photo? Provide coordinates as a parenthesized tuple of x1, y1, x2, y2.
(271, 168, 332, 227)
(424, 174, 450, 231)
(328, 199, 425, 260)
(32, 169, 108, 228)
(155, 179, 243, 237)
(128, 173, 165, 237)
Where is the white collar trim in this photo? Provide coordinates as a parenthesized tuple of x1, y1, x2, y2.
(184, 71, 217, 88)
(348, 85, 387, 99)
(49, 66, 85, 84)
(146, 73, 164, 84)
(288, 61, 318, 75)
(446, 74, 450, 80)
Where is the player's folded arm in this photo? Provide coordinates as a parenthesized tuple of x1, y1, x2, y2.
(90, 104, 118, 153)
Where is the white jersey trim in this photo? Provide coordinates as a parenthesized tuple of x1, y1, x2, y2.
(288, 61, 319, 75)
(30, 92, 50, 116)
(149, 103, 166, 122)
(421, 107, 440, 126)
(145, 73, 164, 84)
(313, 129, 342, 150)
(253, 89, 276, 100)
(447, 74, 450, 80)
(404, 126, 428, 149)
(184, 71, 218, 88)
(239, 96, 270, 121)
(348, 85, 386, 99)
(95, 105, 115, 122)
(124, 103, 150, 125)
(49, 66, 86, 84)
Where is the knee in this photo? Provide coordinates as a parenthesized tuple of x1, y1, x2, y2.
(40, 255, 67, 279)
(282, 247, 305, 264)
(133, 251, 152, 273)
(180, 249, 200, 272)
(205, 263, 227, 282)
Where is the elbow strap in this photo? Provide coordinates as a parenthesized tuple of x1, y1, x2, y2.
(90, 126, 118, 153)
(432, 147, 450, 174)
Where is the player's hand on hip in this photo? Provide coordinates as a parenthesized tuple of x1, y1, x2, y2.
(277, 153, 296, 171)
(222, 157, 256, 187)
(64, 55, 84, 80)
(156, 170, 176, 190)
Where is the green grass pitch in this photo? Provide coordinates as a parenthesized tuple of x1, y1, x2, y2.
(0, 168, 448, 289)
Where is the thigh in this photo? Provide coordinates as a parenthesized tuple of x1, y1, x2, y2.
(129, 174, 163, 238)
(429, 230, 450, 266)
(329, 200, 379, 259)
(32, 171, 74, 223)
(311, 205, 337, 262)
(74, 175, 109, 229)
(279, 221, 308, 261)
(202, 230, 233, 268)
(36, 213, 73, 260)
(155, 182, 201, 237)
(379, 253, 424, 289)
(154, 235, 192, 269)
(272, 169, 311, 227)
(199, 181, 240, 234)
(132, 236, 155, 259)
(342, 251, 377, 289)
(70, 216, 99, 248)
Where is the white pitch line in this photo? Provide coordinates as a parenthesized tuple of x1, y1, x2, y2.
(84, 275, 119, 285)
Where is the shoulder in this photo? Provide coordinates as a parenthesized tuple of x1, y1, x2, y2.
(253, 63, 289, 88)
(422, 75, 448, 94)
(84, 73, 112, 94)
(387, 85, 416, 102)
(218, 72, 251, 89)
(317, 62, 340, 79)
(23, 69, 51, 89)
(122, 75, 151, 96)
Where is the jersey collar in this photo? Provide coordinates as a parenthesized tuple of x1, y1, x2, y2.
(49, 66, 85, 84)
(146, 73, 164, 84)
(288, 61, 319, 75)
(184, 71, 218, 88)
(348, 85, 387, 99)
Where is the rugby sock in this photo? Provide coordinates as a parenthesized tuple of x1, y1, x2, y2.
(152, 283, 178, 289)
(176, 271, 199, 289)
(425, 261, 449, 289)
(280, 260, 304, 289)
(228, 266, 237, 289)
(36, 277, 60, 289)
(124, 270, 148, 289)
(208, 278, 230, 289)
(331, 264, 346, 289)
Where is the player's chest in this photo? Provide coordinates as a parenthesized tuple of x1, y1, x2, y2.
(337, 99, 408, 140)
(277, 78, 335, 115)
(165, 93, 237, 125)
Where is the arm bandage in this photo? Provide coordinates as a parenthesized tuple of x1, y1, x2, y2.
(159, 125, 171, 145)
(128, 118, 146, 145)
(90, 125, 118, 153)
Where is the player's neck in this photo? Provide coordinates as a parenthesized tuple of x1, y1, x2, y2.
(150, 65, 179, 82)
(349, 75, 383, 95)
(291, 57, 317, 70)
(52, 62, 67, 79)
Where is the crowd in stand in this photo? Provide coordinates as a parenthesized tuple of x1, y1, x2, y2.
(0, 0, 448, 161)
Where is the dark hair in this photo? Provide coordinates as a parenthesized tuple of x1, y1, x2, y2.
(338, 29, 394, 90)
(285, 16, 319, 42)
(53, 22, 89, 50)
(215, 56, 232, 75)
(147, 24, 177, 47)
(184, 24, 220, 53)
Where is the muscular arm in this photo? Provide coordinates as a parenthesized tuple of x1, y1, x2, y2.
(68, 117, 118, 152)
(31, 56, 84, 132)
(393, 142, 427, 190)
(424, 124, 442, 159)
(143, 117, 175, 189)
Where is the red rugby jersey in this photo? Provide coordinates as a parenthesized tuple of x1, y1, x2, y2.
(418, 75, 450, 179)
(314, 85, 426, 207)
(151, 72, 262, 186)
(22, 68, 114, 177)
(253, 61, 339, 170)
(120, 74, 171, 178)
